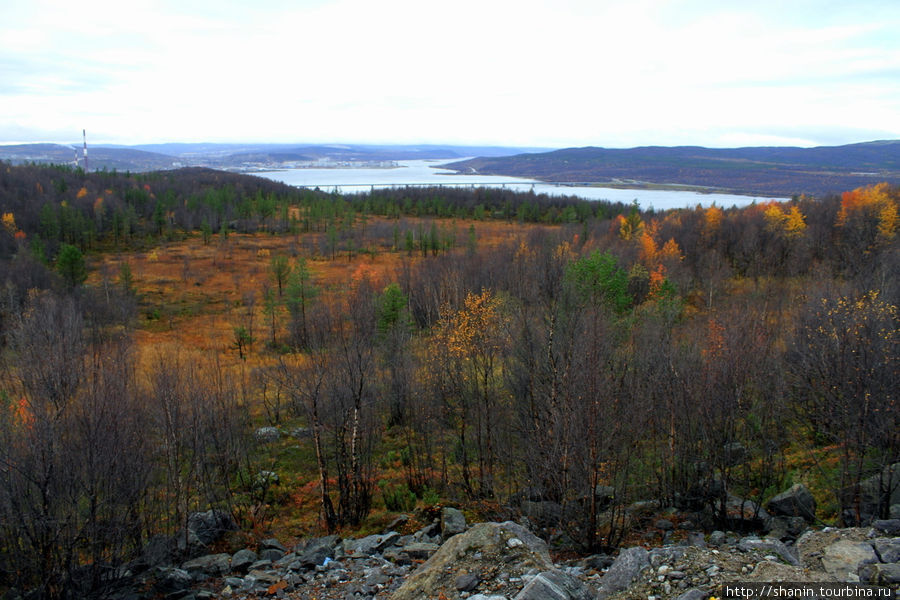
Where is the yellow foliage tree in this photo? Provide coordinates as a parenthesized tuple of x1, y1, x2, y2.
(837, 182, 898, 243)
(764, 202, 806, 238)
(704, 205, 723, 232)
(1, 212, 16, 234)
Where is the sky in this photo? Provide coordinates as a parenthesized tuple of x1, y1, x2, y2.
(2, 0, 899, 149)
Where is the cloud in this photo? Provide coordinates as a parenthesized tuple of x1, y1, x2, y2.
(2, 0, 899, 146)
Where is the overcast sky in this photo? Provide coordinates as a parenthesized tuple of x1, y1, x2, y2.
(2, 0, 899, 148)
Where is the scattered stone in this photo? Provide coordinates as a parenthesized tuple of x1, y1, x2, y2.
(155, 568, 192, 594)
(597, 546, 649, 599)
(513, 569, 595, 600)
(455, 572, 480, 591)
(402, 542, 439, 560)
(686, 532, 707, 548)
(655, 519, 675, 531)
(343, 532, 398, 556)
(708, 531, 726, 547)
(254, 426, 281, 443)
(385, 514, 409, 532)
(442, 506, 467, 537)
(737, 537, 800, 566)
(872, 519, 900, 536)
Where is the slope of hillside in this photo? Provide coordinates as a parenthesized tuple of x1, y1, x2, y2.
(444, 141, 900, 197)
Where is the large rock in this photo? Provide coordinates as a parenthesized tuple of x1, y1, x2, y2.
(737, 537, 800, 566)
(596, 546, 649, 599)
(872, 538, 900, 563)
(154, 567, 192, 594)
(821, 540, 878, 581)
(858, 563, 900, 585)
(179, 509, 237, 554)
(230, 548, 257, 573)
(441, 506, 467, 537)
(182, 553, 231, 576)
(295, 534, 341, 567)
(873, 519, 900, 536)
(391, 521, 553, 600)
(514, 569, 595, 600)
(767, 484, 816, 521)
(343, 532, 399, 556)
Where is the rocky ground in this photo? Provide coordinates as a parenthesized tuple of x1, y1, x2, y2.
(102, 505, 899, 600)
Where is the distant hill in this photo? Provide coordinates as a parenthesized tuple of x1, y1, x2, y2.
(0, 143, 181, 171)
(443, 141, 900, 197)
(0, 142, 550, 172)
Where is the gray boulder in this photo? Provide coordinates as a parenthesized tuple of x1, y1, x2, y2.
(873, 519, 900, 536)
(765, 515, 808, 541)
(230, 549, 257, 573)
(391, 521, 552, 600)
(708, 530, 726, 547)
(182, 509, 237, 552)
(400, 542, 439, 560)
(260, 538, 288, 553)
(455, 572, 480, 592)
(441, 506, 467, 537)
(155, 567, 192, 594)
(343, 532, 399, 556)
(872, 538, 900, 563)
(295, 534, 341, 567)
(858, 563, 900, 585)
(254, 426, 281, 443)
(767, 484, 816, 521)
(737, 537, 800, 566)
(821, 540, 878, 581)
(597, 546, 649, 599)
(514, 569, 595, 600)
(182, 553, 231, 576)
(258, 548, 284, 562)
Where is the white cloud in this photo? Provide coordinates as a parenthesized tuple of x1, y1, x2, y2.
(2, 0, 899, 146)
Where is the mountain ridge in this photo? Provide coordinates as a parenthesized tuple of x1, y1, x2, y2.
(443, 140, 900, 197)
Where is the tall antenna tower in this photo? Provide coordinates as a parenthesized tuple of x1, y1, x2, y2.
(82, 129, 88, 172)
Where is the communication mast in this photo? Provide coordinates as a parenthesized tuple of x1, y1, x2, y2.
(82, 129, 88, 172)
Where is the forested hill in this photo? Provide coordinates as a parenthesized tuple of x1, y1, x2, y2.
(444, 140, 900, 197)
